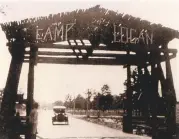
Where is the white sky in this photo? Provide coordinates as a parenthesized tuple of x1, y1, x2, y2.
(0, 0, 179, 103)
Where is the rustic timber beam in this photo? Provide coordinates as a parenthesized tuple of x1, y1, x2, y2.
(157, 64, 166, 96)
(36, 43, 134, 50)
(24, 51, 176, 60)
(8, 42, 177, 54)
(24, 57, 129, 65)
(23, 54, 176, 65)
(2, 5, 178, 46)
(1, 42, 25, 125)
(25, 48, 177, 56)
(123, 50, 132, 133)
(26, 45, 36, 139)
(150, 65, 159, 139)
(25, 51, 131, 57)
(26, 46, 36, 116)
(162, 43, 177, 138)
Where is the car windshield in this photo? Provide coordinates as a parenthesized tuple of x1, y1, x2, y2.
(53, 108, 65, 113)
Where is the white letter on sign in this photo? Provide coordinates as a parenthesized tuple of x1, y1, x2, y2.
(36, 29, 43, 40)
(43, 27, 53, 41)
(129, 28, 136, 44)
(65, 23, 75, 41)
(54, 25, 64, 41)
(138, 30, 145, 44)
(145, 32, 153, 45)
(120, 27, 128, 43)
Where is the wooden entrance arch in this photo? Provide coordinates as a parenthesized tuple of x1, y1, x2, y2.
(0, 5, 179, 139)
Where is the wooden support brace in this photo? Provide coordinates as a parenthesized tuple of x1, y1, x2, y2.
(0, 43, 25, 131)
(162, 43, 177, 138)
(68, 40, 79, 59)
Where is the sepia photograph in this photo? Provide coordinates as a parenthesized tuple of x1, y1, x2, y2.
(0, 0, 178, 139)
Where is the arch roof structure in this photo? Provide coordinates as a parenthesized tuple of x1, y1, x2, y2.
(0, 5, 178, 66)
(0, 5, 179, 47)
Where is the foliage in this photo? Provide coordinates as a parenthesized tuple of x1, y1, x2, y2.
(91, 84, 113, 111)
(92, 92, 101, 110)
(75, 94, 86, 109)
(64, 84, 127, 111)
(101, 84, 111, 95)
(112, 95, 124, 109)
(64, 94, 73, 108)
(100, 94, 113, 111)
(59, 84, 126, 112)
(53, 100, 64, 106)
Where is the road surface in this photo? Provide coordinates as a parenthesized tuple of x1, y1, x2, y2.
(37, 110, 150, 139)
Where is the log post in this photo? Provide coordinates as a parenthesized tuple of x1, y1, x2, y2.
(0, 42, 25, 127)
(150, 64, 159, 139)
(26, 47, 35, 116)
(162, 43, 176, 138)
(123, 50, 132, 133)
(26, 45, 37, 139)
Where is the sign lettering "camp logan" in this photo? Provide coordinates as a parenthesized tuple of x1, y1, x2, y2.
(36, 22, 153, 45)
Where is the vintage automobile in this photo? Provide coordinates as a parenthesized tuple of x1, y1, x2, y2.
(52, 106, 69, 125)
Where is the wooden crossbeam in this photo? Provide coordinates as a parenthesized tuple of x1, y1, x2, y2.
(25, 51, 129, 57)
(24, 57, 133, 65)
(8, 42, 177, 54)
(23, 54, 176, 65)
(25, 49, 177, 57)
(32, 43, 140, 51)
(23, 43, 176, 54)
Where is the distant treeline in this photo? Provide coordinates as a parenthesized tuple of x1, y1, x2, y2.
(55, 84, 126, 111)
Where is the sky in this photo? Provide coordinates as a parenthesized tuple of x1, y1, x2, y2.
(0, 0, 179, 103)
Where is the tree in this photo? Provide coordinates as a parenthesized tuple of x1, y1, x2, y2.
(92, 92, 101, 110)
(92, 84, 113, 111)
(64, 94, 73, 108)
(112, 95, 123, 109)
(98, 94, 113, 111)
(74, 94, 86, 109)
(101, 84, 111, 95)
(53, 100, 63, 106)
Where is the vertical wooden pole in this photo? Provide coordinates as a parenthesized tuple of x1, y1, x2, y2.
(163, 43, 176, 138)
(150, 64, 158, 139)
(123, 50, 132, 133)
(26, 47, 35, 116)
(1, 43, 24, 124)
(26, 45, 37, 139)
(150, 47, 163, 139)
